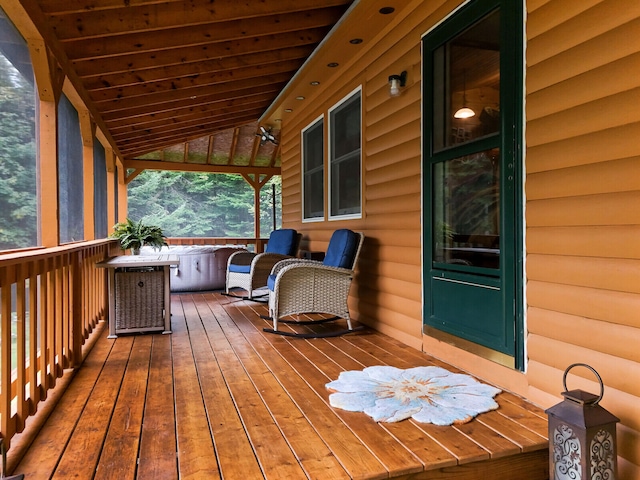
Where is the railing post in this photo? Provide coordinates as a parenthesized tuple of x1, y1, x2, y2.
(71, 251, 84, 368)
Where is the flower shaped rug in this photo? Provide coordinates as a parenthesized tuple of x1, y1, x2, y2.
(325, 365, 501, 425)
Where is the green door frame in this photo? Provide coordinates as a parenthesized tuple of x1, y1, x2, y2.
(421, 0, 524, 370)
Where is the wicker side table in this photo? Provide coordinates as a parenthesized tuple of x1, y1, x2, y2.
(97, 254, 179, 338)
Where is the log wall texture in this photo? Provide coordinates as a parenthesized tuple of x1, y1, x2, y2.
(278, 0, 640, 475)
(525, 1, 640, 476)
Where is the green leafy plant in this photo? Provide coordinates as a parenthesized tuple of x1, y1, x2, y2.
(110, 218, 167, 254)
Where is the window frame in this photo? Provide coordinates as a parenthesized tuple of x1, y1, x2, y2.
(301, 114, 325, 222)
(328, 86, 362, 221)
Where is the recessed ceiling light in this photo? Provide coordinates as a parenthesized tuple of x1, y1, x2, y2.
(350, 38, 363, 44)
(327, 62, 339, 68)
(379, 7, 395, 14)
(310, 81, 320, 86)
(296, 96, 305, 101)
(284, 108, 293, 113)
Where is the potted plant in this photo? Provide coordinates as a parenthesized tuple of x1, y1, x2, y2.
(111, 218, 168, 254)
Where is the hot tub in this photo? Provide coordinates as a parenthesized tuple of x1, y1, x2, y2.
(140, 245, 247, 292)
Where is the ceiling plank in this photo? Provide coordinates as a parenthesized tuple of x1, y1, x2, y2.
(46, 0, 350, 39)
(118, 113, 262, 155)
(91, 73, 291, 112)
(86, 59, 302, 102)
(81, 45, 313, 90)
(71, 28, 327, 77)
(111, 107, 268, 142)
(101, 88, 281, 124)
(61, 8, 343, 60)
(106, 94, 278, 132)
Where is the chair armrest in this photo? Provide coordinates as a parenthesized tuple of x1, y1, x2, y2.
(251, 253, 294, 276)
(227, 251, 256, 267)
(270, 258, 322, 276)
(275, 262, 353, 283)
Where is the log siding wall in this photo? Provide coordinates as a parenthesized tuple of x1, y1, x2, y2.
(279, 0, 640, 475)
(526, 1, 640, 476)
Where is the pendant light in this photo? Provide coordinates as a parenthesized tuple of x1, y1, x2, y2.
(454, 70, 475, 119)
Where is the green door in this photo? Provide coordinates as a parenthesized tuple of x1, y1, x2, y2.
(422, 0, 523, 367)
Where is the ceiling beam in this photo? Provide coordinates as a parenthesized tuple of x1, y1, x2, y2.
(122, 159, 280, 177)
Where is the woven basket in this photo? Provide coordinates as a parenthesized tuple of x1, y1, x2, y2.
(114, 268, 165, 331)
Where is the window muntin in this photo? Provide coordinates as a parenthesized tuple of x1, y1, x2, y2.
(0, 7, 38, 250)
(329, 89, 361, 219)
(302, 116, 324, 221)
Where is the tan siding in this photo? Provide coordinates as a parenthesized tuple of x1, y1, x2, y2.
(527, 88, 640, 147)
(527, 1, 640, 67)
(527, 225, 640, 258)
(527, 254, 640, 294)
(527, 18, 640, 94)
(526, 0, 602, 40)
(526, 157, 640, 200)
(526, 123, 640, 173)
(526, 191, 640, 226)
(528, 281, 640, 328)
(527, 51, 640, 120)
(526, 1, 640, 473)
(528, 307, 640, 363)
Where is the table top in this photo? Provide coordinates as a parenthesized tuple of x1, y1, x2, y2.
(96, 254, 180, 268)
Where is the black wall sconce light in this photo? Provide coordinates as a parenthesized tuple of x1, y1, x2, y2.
(388, 71, 407, 97)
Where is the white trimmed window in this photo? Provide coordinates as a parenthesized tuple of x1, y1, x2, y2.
(302, 116, 324, 221)
(329, 88, 362, 219)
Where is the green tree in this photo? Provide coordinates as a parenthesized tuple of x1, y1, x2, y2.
(127, 170, 281, 238)
(0, 54, 37, 250)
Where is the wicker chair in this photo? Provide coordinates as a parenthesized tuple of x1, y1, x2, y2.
(263, 229, 365, 338)
(225, 229, 301, 300)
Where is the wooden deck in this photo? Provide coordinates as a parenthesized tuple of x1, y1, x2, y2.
(14, 292, 549, 479)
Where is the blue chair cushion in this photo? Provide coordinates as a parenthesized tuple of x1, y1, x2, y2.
(265, 229, 298, 256)
(323, 229, 359, 269)
(267, 274, 277, 291)
(228, 264, 251, 274)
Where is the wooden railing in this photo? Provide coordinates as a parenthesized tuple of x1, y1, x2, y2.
(0, 239, 118, 447)
(166, 237, 269, 253)
(0, 237, 266, 449)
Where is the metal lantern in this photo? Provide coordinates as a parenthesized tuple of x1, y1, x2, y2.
(545, 363, 619, 480)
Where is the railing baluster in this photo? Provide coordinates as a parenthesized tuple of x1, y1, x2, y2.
(15, 266, 26, 433)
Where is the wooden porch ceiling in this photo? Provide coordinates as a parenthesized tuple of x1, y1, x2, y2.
(21, 0, 355, 172)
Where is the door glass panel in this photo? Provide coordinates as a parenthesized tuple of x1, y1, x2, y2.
(433, 148, 500, 269)
(433, 9, 500, 152)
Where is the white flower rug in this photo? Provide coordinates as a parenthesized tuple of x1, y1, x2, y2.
(325, 365, 501, 425)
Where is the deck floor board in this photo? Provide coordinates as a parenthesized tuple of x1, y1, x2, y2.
(14, 292, 549, 480)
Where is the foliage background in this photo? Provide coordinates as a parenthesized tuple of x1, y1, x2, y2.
(0, 54, 37, 250)
(127, 170, 282, 238)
